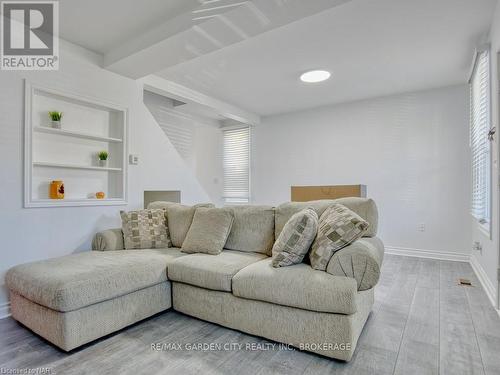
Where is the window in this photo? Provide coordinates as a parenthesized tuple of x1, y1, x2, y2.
(223, 126, 250, 204)
(470, 48, 491, 226)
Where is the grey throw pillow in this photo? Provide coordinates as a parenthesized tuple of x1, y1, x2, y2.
(271, 208, 318, 267)
(120, 209, 171, 250)
(181, 207, 234, 255)
(310, 204, 369, 271)
(166, 203, 214, 247)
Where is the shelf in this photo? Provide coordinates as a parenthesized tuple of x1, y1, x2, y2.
(34, 126, 123, 143)
(25, 81, 128, 208)
(33, 161, 122, 171)
(28, 198, 127, 208)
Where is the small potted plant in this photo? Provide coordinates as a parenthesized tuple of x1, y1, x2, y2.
(98, 151, 108, 167)
(48, 111, 63, 129)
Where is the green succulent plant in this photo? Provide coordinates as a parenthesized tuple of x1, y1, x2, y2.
(48, 111, 62, 121)
(98, 151, 109, 161)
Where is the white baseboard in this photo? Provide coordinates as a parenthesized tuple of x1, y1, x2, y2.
(385, 246, 470, 262)
(0, 302, 11, 319)
(469, 254, 499, 313)
(387, 246, 500, 317)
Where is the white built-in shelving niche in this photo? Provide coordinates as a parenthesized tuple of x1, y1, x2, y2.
(24, 81, 128, 208)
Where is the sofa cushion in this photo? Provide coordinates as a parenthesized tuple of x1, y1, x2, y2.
(120, 209, 171, 249)
(327, 237, 384, 291)
(5, 248, 185, 312)
(310, 204, 369, 271)
(182, 207, 234, 255)
(163, 203, 214, 247)
(225, 205, 275, 255)
(232, 258, 358, 314)
(168, 250, 267, 292)
(271, 208, 318, 267)
(92, 228, 124, 251)
(147, 201, 178, 210)
(275, 198, 378, 239)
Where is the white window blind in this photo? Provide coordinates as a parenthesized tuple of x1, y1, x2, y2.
(223, 126, 250, 204)
(470, 49, 491, 223)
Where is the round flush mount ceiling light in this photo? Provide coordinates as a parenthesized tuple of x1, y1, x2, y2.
(300, 70, 331, 83)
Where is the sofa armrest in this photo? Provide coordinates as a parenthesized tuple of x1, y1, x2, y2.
(326, 237, 384, 291)
(92, 228, 124, 251)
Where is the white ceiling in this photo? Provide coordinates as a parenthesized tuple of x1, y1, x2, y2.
(101, 0, 349, 79)
(59, 0, 199, 54)
(156, 0, 498, 116)
(57, 0, 498, 117)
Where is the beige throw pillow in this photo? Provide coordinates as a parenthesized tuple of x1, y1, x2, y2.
(120, 209, 171, 250)
(181, 207, 234, 255)
(271, 208, 318, 267)
(310, 204, 369, 271)
(166, 203, 214, 247)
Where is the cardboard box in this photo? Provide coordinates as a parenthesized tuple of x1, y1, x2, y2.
(291, 185, 367, 202)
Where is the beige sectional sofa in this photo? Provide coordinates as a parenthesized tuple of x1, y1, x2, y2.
(6, 197, 384, 361)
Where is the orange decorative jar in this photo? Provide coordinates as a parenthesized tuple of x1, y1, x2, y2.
(95, 191, 105, 199)
(49, 180, 64, 199)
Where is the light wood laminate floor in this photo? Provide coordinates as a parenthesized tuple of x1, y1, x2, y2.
(1, 254, 500, 375)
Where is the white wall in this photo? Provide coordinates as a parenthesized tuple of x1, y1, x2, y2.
(0, 42, 211, 313)
(252, 85, 471, 256)
(143, 91, 224, 206)
(471, 1, 500, 309)
(193, 124, 224, 207)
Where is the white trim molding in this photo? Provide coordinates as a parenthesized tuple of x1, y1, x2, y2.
(0, 302, 11, 319)
(470, 254, 498, 309)
(385, 246, 470, 262)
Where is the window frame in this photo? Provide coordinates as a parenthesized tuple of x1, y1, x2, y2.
(469, 46, 492, 236)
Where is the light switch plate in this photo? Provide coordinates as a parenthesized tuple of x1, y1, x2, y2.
(129, 154, 139, 165)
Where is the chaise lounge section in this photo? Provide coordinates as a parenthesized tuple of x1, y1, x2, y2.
(6, 248, 186, 351)
(6, 198, 383, 361)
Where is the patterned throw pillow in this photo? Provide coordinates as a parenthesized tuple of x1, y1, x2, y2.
(120, 209, 171, 250)
(271, 208, 318, 267)
(309, 204, 369, 271)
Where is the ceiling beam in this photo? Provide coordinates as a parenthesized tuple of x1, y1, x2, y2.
(141, 75, 261, 125)
(104, 0, 352, 79)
